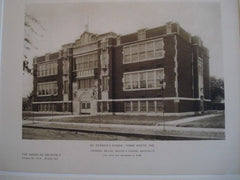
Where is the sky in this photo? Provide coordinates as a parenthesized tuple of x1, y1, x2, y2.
(23, 1, 223, 97)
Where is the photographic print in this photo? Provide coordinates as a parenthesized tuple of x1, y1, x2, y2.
(22, 1, 225, 140)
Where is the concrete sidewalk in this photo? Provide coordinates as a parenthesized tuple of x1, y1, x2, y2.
(23, 114, 88, 121)
(23, 120, 225, 140)
(156, 114, 221, 126)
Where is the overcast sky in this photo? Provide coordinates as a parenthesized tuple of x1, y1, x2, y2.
(23, 1, 223, 97)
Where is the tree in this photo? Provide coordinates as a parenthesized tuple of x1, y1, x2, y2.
(23, 13, 45, 74)
(22, 91, 34, 111)
(210, 76, 224, 103)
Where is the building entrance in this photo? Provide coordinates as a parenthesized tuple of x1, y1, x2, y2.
(80, 101, 91, 114)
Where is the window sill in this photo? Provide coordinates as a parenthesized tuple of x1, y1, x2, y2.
(37, 94, 58, 97)
(123, 87, 163, 91)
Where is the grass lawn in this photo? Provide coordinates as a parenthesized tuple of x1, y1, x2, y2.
(49, 115, 192, 126)
(22, 111, 70, 118)
(177, 115, 225, 129)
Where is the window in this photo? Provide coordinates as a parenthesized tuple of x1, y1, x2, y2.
(63, 103, 69, 112)
(75, 53, 97, 78)
(75, 53, 98, 71)
(78, 79, 95, 89)
(131, 45, 138, 63)
(37, 62, 58, 77)
(124, 74, 131, 90)
(147, 71, 155, 88)
(123, 38, 164, 64)
(140, 101, 146, 112)
(37, 82, 58, 96)
(148, 101, 155, 112)
(132, 73, 139, 89)
(156, 70, 164, 88)
(81, 102, 90, 109)
(38, 104, 41, 111)
(124, 100, 163, 113)
(146, 42, 154, 59)
(132, 101, 138, 112)
(156, 100, 163, 112)
(38, 103, 56, 112)
(139, 44, 146, 60)
(140, 72, 146, 88)
(124, 102, 131, 112)
(52, 104, 56, 111)
(123, 69, 164, 91)
(78, 69, 94, 78)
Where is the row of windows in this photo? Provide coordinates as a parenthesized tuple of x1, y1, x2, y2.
(124, 100, 164, 112)
(38, 103, 56, 111)
(37, 62, 58, 77)
(77, 69, 95, 78)
(123, 69, 164, 90)
(37, 82, 58, 96)
(123, 38, 165, 64)
(37, 69, 163, 94)
(37, 103, 71, 112)
(75, 53, 98, 71)
(77, 79, 96, 89)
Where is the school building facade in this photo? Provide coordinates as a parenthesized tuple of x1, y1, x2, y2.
(32, 22, 210, 116)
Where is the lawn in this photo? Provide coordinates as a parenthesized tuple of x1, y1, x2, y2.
(22, 111, 70, 119)
(49, 115, 192, 126)
(177, 115, 225, 129)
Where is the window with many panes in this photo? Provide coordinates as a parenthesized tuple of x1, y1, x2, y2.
(123, 69, 164, 91)
(78, 79, 95, 89)
(37, 62, 58, 77)
(37, 82, 58, 96)
(124, 100, 164, 113)
(123, 38, 164, 64)
(75, 53, 98, 71)
(38, 103, 56, 112)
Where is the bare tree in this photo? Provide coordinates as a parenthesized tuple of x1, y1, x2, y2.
(23, 13, 45, 74)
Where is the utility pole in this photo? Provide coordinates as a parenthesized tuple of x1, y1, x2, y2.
(51, 95, 53, 122)
(160, 79, 166, 131)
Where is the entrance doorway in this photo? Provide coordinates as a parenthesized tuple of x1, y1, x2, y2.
(80, 101, 91, 114)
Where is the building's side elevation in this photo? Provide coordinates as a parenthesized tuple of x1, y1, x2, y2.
(32, 22, 210, 115)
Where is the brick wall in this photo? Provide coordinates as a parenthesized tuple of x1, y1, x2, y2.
(33, 54, 63, 103)
(177, 35, 194, 98)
